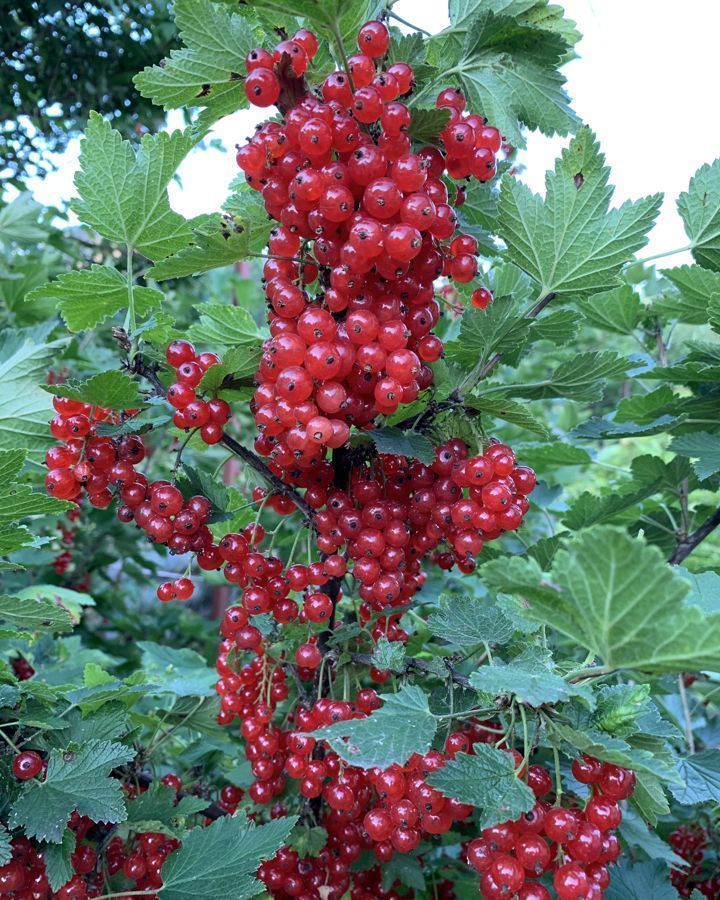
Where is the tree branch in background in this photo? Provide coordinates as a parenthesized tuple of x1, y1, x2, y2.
(669, 505, 720, 565)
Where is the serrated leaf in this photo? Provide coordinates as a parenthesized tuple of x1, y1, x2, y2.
(678, 157, 720, 271)
(138, 641, 216, 698)
(515, 525, 720, 673)
(427, 744, 535, 829)
(288, 825, 327, 859)
(0, 328, 68, 460)
(561, 479, 662, 530)
(199, 346, 263, 393)
(593, 684, 652, 737)
(517, 441, 591, 470)
(9, 740, 134, 843)
(507, 351, 630, 401)
(0, 594, 73, 634)
(619, 810, 687, 868)
(466, 396, 550, 439)
(72, 115, 198, 260)
(428, 593, 516, 647)
(630, 771, 671, 827)
(95, 406, 171, 438)
(499, 127, 661, 296)
(0, 825, 11, 866)
(312, 685, 437, 769)
(0, 193, 49, 244)
(159, 813, 297, 900)
(470, 647, 592, 706)
(669, 432, 720, 480)
(134, 0, 255, 116)
(369, 428, 435, 464)
(381, 854, 426, 892)
(670, 750, 720, 805)
(175, 464, 229, 520)
(615, 385, 680, 424)
(26, 265, 163, 332)
(41, 830, 76, 892)
(187, 303, 265, 349)
(527, 307, 581, 344)
(148, 217, 251, 280)
(371, 637, 406, 672)
(44, 371, 144, 410)
(572, 414, 683, 440)
(222, 180, 273, 254)
(446, 297, 528, 371)
(578, 284, 642, 334)
(408, 107, 451, 144)
(658, 264, 720, 323)
(450, 11, 577, 148)
(124, 784, 208, 836)
(605, 860, 679, 900)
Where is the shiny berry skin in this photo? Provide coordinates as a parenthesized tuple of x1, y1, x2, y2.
(245, 68, 280, 107)
(554, 863, 590, 899)
(597, 763, 636, 799)
(13, 750, 42, 780)
(357, 20, 390, 57)
(166, 339, 196, 366)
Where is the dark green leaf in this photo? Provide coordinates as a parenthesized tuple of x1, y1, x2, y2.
(428, 594, 516, 647)
(369, 428, 435, 464)
(44, 371, 144, 410)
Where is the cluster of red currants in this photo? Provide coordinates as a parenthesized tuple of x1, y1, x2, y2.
(238, 19, 502, 465)
(466, 755, 635, 899)
(670, 824, 720, 897)
(105, 830, 180, 897)
(164, 340, 230, 445)
(45, 398, 140, 507)
(51, 505, 81, 575)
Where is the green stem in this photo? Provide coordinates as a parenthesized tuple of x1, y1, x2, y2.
(386, 9, 432, 35)
(629, 244, 693, 267)
(124, 244, 136, 334)
(518, 703, 531, 776)
(329, 20, 356, 92)
(552, 745, 563, 805)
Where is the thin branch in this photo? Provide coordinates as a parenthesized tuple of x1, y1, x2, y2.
(668, 505, 720, 565)
(349, 651, 472, 689)
(124, 349, 315, 525)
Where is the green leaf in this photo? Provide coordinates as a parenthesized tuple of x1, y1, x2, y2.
(658, 264, 720, 323)
(41, 830, 76, 893)
(381, 854, 426, 892)
(138, 641, 216, 698)
(124, 784, 208, 836)
(72, 114, 198, 260)
(175, 464, 229, 521)
(670, 750, 720, 805)
(198, 346, 263, 393)
(287, 825, 327, 859)
(312, 685, 437, 769)
(133, 0, 256, 113)
(593, 684, 652, 737)
(578, 284, 642, 334)
(427, 744, 535, 829)
(561, 479, 662, 530)
(159, 813, 297, 900)
(669, 432, 720, 480)
(604, 860, 679, 900)
(619, 810, 687, 869)
(0, 825, 11, 866)
(222, 180, 273, 254)
(527, 307, 582, 344)
(0, 594, 73, 634)
(572, 414, 682, 440)
(187, 303, 265, 349)
(44, 371, 144, 410)
(516, 442, 591, 470)
(0, 328, 68, 460)
(506, 351, 630, 401)
(678, 157, 720, 271)
(470, 647, 592, 707)
(428, 593, 516, 647)
(446, 297, 528, 371)
(615, 385, 681, 424)
(408, 107, 452, 144)
(451, 11, 577, 148)
(466, 396, 551, 439)
(26, 265, 163, 333)
(371, 637, 406, 672)
(498, 127, 662, 297)
(515, 525, 720, 673)
(368, 427, 435, 465)
(148, 216, 251, 280)
(0, 193, 49, 244)
(631, 771, 671, 827)
(680, 568, 720, 614)
(9, 740, 134, 843)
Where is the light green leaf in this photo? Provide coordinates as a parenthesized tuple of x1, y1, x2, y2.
(72, 114, 198, 260)
(452, 11, 577, 148)
(427, 744, 535, 829)
(604, 861, 679, 900)
(470, 647, 592, 707)
(572, 414, 682, 440)
(287, 825, 327, 859)
(506, 351, 630, 401)
(187, 304, 265, 349)
(408, 107, 452, 144)
(371, 637, 406, 672)
(466, 395, 551, 439)
(446, 297, 528, 371)
(124, 784, 208, 837)
(561, 479, 662, 530)
(44, 371, 144, 410)
(631, 771, 671, 826)
(134, 0, 256, 114)
(578, 284, 642, 334)
(0, 592, 71, 634)
(41, 830, 76, 893)
(499, 127, 661, 297)
(0, 193, 50, 244)
(159, 813, 297, 900)
(312, 685, 437, 769)
(139, 641, 216, 698)
(678, 157, 720, 271)
(198, 346, 263, 393)
(428, 594, 516, 647)
(369, 427, 435, 465)
(669, 432, 720, 480)
(518, 526, 720, 673)
(517, 441, 591, 470)
(671, 750, 720, 805)
(615, 386, 681, 424)
(658, 264, 720, 323)
(381, 855, 426, 892)
(26, 265, 163, 332)
(10, 740, 135, 843)
(148, 217, 250, 280)
(527, 307, 582, 344)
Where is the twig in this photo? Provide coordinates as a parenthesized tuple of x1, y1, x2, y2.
(668, 505, 720, 565)
(349, 651, 472, 689)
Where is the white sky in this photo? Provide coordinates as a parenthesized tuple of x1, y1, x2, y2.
(21, 0, 720, 265)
